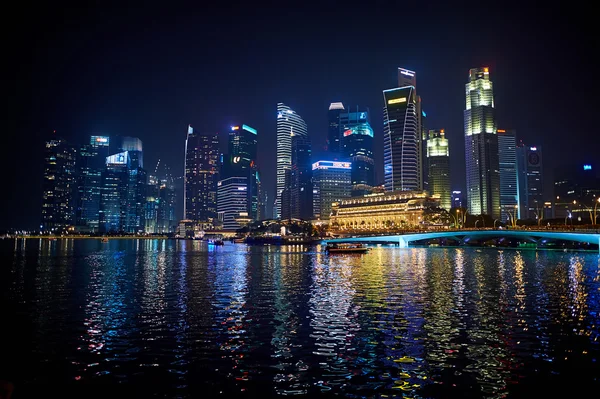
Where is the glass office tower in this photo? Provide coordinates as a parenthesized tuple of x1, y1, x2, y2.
(464, 67, 500, 219)
(312, 161, 352, 220)
(340, 107, 375, 197)
(498, 129, 518, 222)
(426, 129, 451, 210)
(184, 125, 220, 223)
(327, 102, 345, 156)
(76, 135, 110, 232)
(276, 103, 307, 218)
(516, 143, 544, 220)
(290, 134, 313, 220)
(383, 86, 419, 192)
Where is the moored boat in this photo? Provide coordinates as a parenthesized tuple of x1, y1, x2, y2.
(325, 243, 370, 253)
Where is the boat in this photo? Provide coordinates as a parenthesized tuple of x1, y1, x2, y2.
(101, 237, 109, 243)
(233, 237, 246, 243)
(325, 243, 370, 253)
(214, 239, 224, 246)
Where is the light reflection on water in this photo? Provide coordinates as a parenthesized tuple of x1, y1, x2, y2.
(1, 239, 599, 398)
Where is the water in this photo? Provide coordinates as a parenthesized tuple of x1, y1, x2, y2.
(1, 239, 599, 398)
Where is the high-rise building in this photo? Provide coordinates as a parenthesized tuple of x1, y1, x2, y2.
(291, 134, 313, 220)
(276, 103, 307, 218)
(223, 124, 259, 221)
(99, 151, 129, 233)
(312, 160, 352, 220)
(516, 143, 544, 220)
(426, 129, 451, 210)
(41, 136, 76, 232)
(464, 67, 500, 219)
(75, 135, 110, 232)
(327, 102, 345, 156)
(498, 129, 519, 222)
(184, 125, 219, 223)
(123, 144, 146, 234)
(217, 176, 249, 231)
(383, 85, 419, 192)
(340, 107, 375, 196)
(118, 137, 143, 167)
(452, 190, 465, 209)
(398, 68, 425, 191)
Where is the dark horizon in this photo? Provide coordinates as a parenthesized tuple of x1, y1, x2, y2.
(4, 3, 598, 230)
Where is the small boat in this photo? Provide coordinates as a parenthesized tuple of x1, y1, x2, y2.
(233, 237, 245, 243)
(326, 243, 370, 253)
(101, 237, 109, 243)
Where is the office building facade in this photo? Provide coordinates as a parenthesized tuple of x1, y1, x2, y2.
(340, 107, 375, 196)
(464, 67, 500, 219)
(327, 102, 345, 156)
(383, 85, 419, 192)
(184, 125, 220, 223)
(498, 129, 519, 222)
(99, 152, 129, 233)
(291, 134, 313, 220)
(426, 129, 451, 210)
(516, 144, 544, 220)
(217, 177, 248, 231)
(276, 103, 307, 218)
(75, 135, 110, 232)
(312, 160, 352, 220)
(41, 137, 77, 232)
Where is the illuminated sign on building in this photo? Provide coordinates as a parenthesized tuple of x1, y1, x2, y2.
(530, 147, 537, 151)
(106, 151, 128, 165)
(188, 125, 193, 134)
(359, 112, 367, 120)
(497, 129, 506, 133)
(583, 164, 592, 170)
(242, 124, 257, 134)
(343, 129, 353, 137)
(387, 97, 407, 105)
(91, 136, 109, 146)
(231, 126, 239, 131)
(312, 161, 352, 170)
(399, 69, 415, 77)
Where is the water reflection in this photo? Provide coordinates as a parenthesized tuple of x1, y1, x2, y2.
(1, 240, 600, 398)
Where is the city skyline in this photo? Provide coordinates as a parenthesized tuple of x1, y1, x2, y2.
(4, 4, 598, 229)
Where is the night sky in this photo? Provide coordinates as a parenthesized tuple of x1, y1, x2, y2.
(4, 2, 598, 230)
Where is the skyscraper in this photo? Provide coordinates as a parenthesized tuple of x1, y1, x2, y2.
(41, 136, 76, 232)
(464, 67, 500, 219)
(383, 85, 419, 192)
(99, 151, 129, 233)
(184, 125, 219, 223)
(223, 124, 260, 221)
(291, 133, 313, 219)
(217, 176, 248, 231)
(340, 107, 375, 196)
(75, 135, 110, 232)
(312, 161, 352, 220)
(516, 143, 544, 220)
(276, 103, 307, 218)
(398, 68, 425, 191)
(327, 102, 345, 156)
(426, 129, 451, 210)
(498, 129, 518, 222)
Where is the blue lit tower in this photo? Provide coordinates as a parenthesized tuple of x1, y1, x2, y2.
(75, 135, 110, 232)
(291, 133, 313, 219)
(184, 125, 220, 223)
(99, 151, 129, 233)
(41, 135, 76, 232)
(340, 107, 375, 196)
(118, 137, 146, 233)
(383, 85, 419, 192)
(327, 102, 345, 156)
(464, 67, 501, 219)
(498, 129, 519, 222)
(276, 103, 307, 218)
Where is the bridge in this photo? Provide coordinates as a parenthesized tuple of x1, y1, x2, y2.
(327, 230, 600, 252)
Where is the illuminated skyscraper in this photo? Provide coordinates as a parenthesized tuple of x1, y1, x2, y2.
(464, 67, 500, 218)
(291, 134, 312, 219)
(76, 135, 110, 232)
(383, 84, 418, 192)
(498, 129, 519, 221)
(398, 68, 425, 191)
(99, 151, 129, 233)
(217, 177, 249, 231)
(184, 125, 219, 223)
(327, 102, 345, 156)
(426, 129, 451, 210)
(340, 107, 375, 196)
(312, 161, 351, 220)
(516, 143, 544, 220)
(276, 103, 307, 218)
(41, 136, 76, 232)
(222, 124, 260, 221)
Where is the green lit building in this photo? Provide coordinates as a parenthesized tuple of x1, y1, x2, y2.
(426, 129, 451, 210)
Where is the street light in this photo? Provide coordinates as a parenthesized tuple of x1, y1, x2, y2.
(493, 219, 499, 229)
